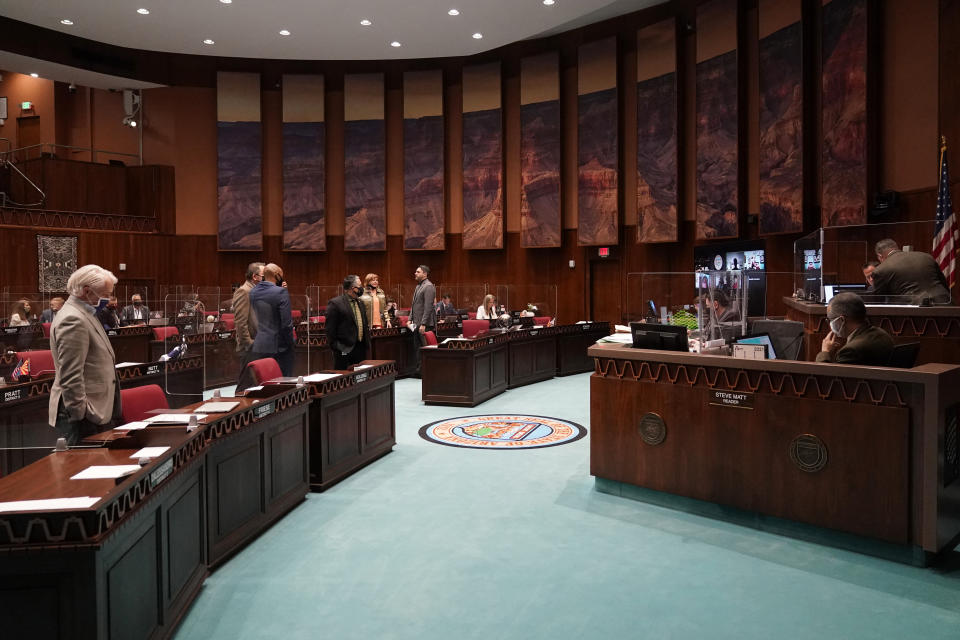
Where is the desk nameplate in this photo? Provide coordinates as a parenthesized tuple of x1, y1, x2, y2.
(709, 390, 754, 409)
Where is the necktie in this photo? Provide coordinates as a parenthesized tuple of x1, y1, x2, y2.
(352, 298, 364, 341)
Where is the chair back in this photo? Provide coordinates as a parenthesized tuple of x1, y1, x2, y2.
(152, 326, 180, 341)
(424, 331, 438, 346)
(888, 342, 920, 368)
(221, 317, 235, 331)
(533, 316, 551, 326)
(220, 313, 235, 322)
(41, 322, 51, 338)
(748, 319, 805, 361)
(120, 384, 169, 423)
(397, 315, 409, 326)
(309, 316, 325, 323)
(16, 350, 55, 376)
(247, 357, 283, 384)
(467, 311, 477, 319)
(291, 309, 302, 321)
(462, 319, 488, 338)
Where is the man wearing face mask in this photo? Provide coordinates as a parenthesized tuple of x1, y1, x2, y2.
(96, 295, 121, 330)
(120, 293, 150, 326)
(233, 262, 263, 390)
(249, 262, 295, 376)
(325, 275, 371, 369)
(48, 264, 122, 444)
(815, 292, 894, 365)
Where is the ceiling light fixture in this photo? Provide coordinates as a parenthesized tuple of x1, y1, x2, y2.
(60, 19, 74, 25)
(137, 8, 150, 15)
(219, 0, 232, 3)
(390, 41, 401, 47)
(279, 29, 291, 35)
(29, 73, 39, 78)
(360, 19, 372, 26)
(448, 9, 460, 16)
(203, 39, 215, 45)
(543, 0, 556, 5)
(472, 32, 483, 39)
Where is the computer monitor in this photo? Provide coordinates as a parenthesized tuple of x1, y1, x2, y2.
(823, 285, 836, 303)
(735, 333, 777, 359)
(629, 323, 689, 352)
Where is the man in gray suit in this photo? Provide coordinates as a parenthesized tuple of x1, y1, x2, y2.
(233, 262, 263, 390)
(49, 264, 122, 444)
(872, 238, 951, 304)
(120, 293, 150, 325)
(816, 292, 894, 366)
(407, 265, 436, 374)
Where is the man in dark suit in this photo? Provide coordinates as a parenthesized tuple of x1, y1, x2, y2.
(872, 239, 950, 304)
(816, 292, 894, 366)
(408, 265, 436, 374)
(435, 294, 456, 317)
(249, 263, 295, 376)
(325, 275, 370, 369)
(41, 297, 64, 323)
(120, 294, 150, 325)
(96, 296, 121, 330)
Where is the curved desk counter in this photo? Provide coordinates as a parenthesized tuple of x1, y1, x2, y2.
(589, 343, 960, 565)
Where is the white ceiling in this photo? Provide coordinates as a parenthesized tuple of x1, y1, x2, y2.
(0, 0, 663, 61)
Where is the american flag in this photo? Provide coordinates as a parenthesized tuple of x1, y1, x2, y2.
(934, 138, 957, 288)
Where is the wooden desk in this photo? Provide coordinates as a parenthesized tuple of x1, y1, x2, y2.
(589, 343, 960, 564)
(0, 385, 310, 639)
(0, 323, 46, 352)
(507, 326, 559, 388)
(783, 296, 960, 365)
(556, 322, 612, 375)
(369, 327, 418, 377)
(105, 325, 152, 363)
(293, 329, 335, 376)
(150, 330, 243, 389)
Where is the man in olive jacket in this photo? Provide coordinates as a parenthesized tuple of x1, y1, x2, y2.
(816, 292, 894, 366)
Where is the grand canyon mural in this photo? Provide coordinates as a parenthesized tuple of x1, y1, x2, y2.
(636, 19, 678, 243)
(696, 0, 739, 240)
(759, 3, 803, 235)
(578, 38, 618, 246)
(821, 0, 867, 227)
(403, 71, 444, 250)
(282, 74, 326, 251)
(462, 63, 503, 249)
(521, 53, 562, 248)
(217, 72, 262, 250)
(344, 73, 386, 250)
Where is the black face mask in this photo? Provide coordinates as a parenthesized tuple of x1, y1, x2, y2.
(133, 300, 142, 306)
(352, 286, 363, 296)
(276, 277, 284, 286)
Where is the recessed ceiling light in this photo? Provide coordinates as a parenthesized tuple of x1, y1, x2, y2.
(30, 73, 39, 78)
(390, 41, 401, 47)
(219, 0, 232, 3)
(137, 8, 150, 15)
(448, 9, 460, 16)
(543, 0, 556, 5)
(60, 19, 74, 25)
(203, 39, 215, 45)
(360, 19, 372, 26)
(279, 29, 291, 36)
(472, 32, 483, 39)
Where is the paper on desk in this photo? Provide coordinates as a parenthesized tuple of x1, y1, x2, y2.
(597, 333, 633, 344)
(354, 364, 373, 370)
(0, 496, 101, 513)
(115, 362, 144, 368)
(129, 446, 170, 459)
(614, 324, 631, 333)
(70, 465, 142, 480)
(303, 373, 339, 382)
(145, 414, 199, 424)
(194, 401, 240, 413)
(441, 337, 470, 344)
(114, 421, 149, 431)
(245, 385, 263, 391)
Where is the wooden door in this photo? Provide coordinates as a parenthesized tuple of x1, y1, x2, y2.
(589, 259, 621, 324)
(16, 116, 41, 150)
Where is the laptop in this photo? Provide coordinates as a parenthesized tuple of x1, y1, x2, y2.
(734, 333, 777, 359)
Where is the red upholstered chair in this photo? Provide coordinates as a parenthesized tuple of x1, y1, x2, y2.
(41, 322, 51, 338)
(533, 316, 551, 326)
(291, 309, 302, 321)
(120, 384, 169, 423)
(424, 331, 438, 346)
(467, 312, 477, 319)
(152, 326, 180, 341)
(461, 319, 489, 338)
(309, 315, 325, 323)
(220, 313, 235, 323)
(221, 317, 235, 330)
(16, 350, 55, 376)
(246, 358, 283, 385)
(397, 315, 409, 326)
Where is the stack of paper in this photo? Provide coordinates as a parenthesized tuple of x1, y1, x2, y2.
(145, 414, 199, 424)
(194, 401, 240, 413)
(70, 465, 142, 480)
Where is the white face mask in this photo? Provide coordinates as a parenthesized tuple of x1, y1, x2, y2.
(829, 316, 845, 338)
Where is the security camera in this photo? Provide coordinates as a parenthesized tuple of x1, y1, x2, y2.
(67, 83, 77, 94)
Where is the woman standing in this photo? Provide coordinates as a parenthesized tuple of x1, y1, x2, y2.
(360, 273, 391, 329)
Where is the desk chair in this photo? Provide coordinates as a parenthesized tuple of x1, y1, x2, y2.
(15, 350, 55, 376)
(246, 358, 283, 384)
(120, 384, 169, 423)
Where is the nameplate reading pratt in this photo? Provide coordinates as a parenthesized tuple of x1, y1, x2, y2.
(710, 390, 754, 409)
(3, 388, 23, 403)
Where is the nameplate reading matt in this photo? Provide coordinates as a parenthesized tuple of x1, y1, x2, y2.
(146, 364, 161, 375)
(253, 402, 274, 420)
(710, 390, 754, 409)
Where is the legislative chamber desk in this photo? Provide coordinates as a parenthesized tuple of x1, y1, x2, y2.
(150, 329, 242, 389)
(783, 296, 960, 365)
(294, 321, 416, 378)
(0, 356, 205, 476)
(422, 322, 610, 406)
(589, 343, 960, 564)
(260, 360, 397, 491)
(0, 385, 310, 639)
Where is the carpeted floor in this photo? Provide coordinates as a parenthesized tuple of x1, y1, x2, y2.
(178, 373, 960, 639)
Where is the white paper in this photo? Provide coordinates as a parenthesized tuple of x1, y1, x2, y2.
(0, 496, 101, 513)
(129, 446, 170, 459)
(194, 401, 240, 413)
(145, 414, 199, 424)
(614, 324, 632, 333)
(70, 465, 142, 480)
(303, 373, 339, 382)
(245, 385, 263, 391)
(441, 337, 471, 344)
(354, 364, 373, 370)
(598, 333, 633, 344)
(115, 362, 144, 368)
(114, 421, 149, 431)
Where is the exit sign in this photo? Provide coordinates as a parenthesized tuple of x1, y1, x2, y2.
(598, 247, 610, 257)
(21, 101, 32, 110)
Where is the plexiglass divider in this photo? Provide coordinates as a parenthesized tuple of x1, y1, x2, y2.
(493, 285, 558, 319)
(437, 284, 488, 316)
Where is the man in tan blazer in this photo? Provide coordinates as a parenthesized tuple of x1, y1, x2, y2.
(49, 264, 122, 444)
(233, 261, 263, 390)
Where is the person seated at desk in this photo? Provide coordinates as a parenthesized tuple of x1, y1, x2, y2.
(872, 238, 950, 304)
(8, 299, 36, 326)
(179, 293, 206, 317)
(862, 260, 879, 292)
(120, 294, 150, 325)
(436, 294, 456, 317)
(705, 289, 740, 323)
(41, 297, 64, 323)
(816, 292, 894, 365)
(476, 294, 499, 320)
(96, 296, 121, 330)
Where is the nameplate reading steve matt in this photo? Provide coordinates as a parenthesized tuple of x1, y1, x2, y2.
(710, 390, 754, 409)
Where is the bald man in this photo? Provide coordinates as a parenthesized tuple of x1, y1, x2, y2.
(248, 263, 295, 376)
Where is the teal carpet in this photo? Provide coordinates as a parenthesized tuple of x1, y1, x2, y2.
(178, 374, 960, 639)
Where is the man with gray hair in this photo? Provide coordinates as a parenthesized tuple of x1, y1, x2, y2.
(872, 238, 950, 304)
(816, 292, 894, 365)
(49, 264, 122, 444)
